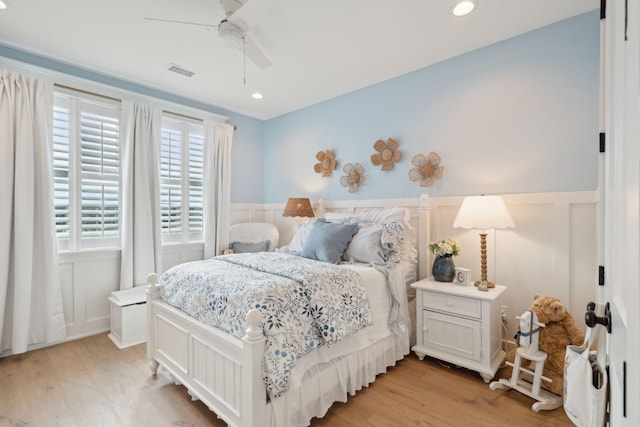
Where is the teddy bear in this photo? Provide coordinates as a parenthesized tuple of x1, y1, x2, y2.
(504, 293, 585, 395)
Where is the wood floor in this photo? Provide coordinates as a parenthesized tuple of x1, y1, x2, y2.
(0, 333, 573, 427)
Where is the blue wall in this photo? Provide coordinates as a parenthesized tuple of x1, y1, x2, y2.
(0, 44, 265, 204)
(263, 11, 600, 203)
(1, 10, 600, 205)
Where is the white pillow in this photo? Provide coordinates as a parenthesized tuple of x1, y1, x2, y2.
(353, 207, 410, 226)
(401, 221, 418, 263)
(343, 223, 388, 264)
(277, 221, 315, 254)
(329, 207, 417, 263)
(323, 212, 358, 224)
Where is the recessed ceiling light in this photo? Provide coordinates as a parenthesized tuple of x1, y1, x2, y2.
(452, 0, 475, 17)
(251, 92, 264, 100)
(0, 1, 8, 10)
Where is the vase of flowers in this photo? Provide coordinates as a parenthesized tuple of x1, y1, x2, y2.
(429, 239, 460, 282)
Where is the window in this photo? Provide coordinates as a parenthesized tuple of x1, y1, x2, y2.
(160, 116, 204, 243)
(52, 87, 206, 250)
(53, 90, 121, 250)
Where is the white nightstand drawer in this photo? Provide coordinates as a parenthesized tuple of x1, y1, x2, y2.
(423, 291, 482, 319)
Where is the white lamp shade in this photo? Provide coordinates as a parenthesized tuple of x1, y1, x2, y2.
(453, 195, 515, 230)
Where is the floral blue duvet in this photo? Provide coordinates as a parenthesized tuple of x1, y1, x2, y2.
(159, 252, 372, 397)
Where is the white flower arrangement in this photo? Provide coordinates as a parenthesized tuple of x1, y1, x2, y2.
(428, 239, 460, 257)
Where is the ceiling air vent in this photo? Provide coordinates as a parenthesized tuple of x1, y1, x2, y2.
(166, 63, 196, 78)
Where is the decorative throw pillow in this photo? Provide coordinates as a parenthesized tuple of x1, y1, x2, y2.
(301, 219, 358, 264)
(231, 240, 270, 253)
(381, 222, 404, 263)
(326, 207, 416, 262)
(343, 222, 388, 264)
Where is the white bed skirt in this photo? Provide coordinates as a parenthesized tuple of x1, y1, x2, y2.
(268, 332, 408, 427)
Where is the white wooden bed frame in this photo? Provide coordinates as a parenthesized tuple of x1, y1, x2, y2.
(145, 195, 431, 427)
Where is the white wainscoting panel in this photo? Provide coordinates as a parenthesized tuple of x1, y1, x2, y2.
(162, 242, 205, 272)
(49, 192, 596, 352)
(428, 191, 597, 339)
(55, 243, 205, 347)
(58, 249, 120, 339)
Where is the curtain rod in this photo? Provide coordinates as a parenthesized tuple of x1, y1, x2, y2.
(54, 83, 121, 103)
(162, 110, 237, 131)
(54, 84, 236, 130)
(162, 109, 202, 123)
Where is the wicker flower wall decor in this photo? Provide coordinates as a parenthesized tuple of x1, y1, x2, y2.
(340, 163, 365, 193)
(371, 138, 400, 171)
(408, 152, 444, 187)
(313, 150, 337, 177)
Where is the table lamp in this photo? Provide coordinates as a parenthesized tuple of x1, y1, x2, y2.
(282, 198, 315, 221)
(453, 195, 515, 291)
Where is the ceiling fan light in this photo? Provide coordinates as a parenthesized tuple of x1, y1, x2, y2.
(218, 21, 244, 50)
(221, 36, 243, 50)
(452, 0, 475, 17)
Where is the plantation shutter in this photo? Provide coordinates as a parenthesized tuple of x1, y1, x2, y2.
(52, 90, 121, 249)
(160, 127, 183, 235)
(79, 103, 121, 241)
(188, 131, 204, 236)
(160, 116, 204, 242)
(52, 102, 71, 247)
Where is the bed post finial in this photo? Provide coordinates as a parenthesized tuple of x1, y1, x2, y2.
(244, 309, 264, 342)
(147, 273, 158, 290)
(315, 199, 326, 218)
(420, 193, 429, 208)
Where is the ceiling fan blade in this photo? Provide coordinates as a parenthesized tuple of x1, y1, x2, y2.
(242, 34, 272, 69)
(227, 0, 275, 31)
(144, 16, 218, 29)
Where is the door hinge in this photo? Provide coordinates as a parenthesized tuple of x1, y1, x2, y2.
(599, 133, 606, 153)
(625, 0, 628, 41)
(599, 265, 605, 286)
(601, 0, 606, 19)
(623, 361, 627, 417)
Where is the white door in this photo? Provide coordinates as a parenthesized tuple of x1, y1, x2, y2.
(602, 0, 640, 425)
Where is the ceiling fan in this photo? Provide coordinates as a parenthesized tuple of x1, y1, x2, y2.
(145, 0, 273, 70)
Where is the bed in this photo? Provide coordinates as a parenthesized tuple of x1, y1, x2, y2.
(145, 196, 431, 427)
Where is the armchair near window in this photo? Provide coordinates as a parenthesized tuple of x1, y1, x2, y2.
(228, 222, 280, 253)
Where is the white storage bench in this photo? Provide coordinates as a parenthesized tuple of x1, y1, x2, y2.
(108, 286, 147, 349)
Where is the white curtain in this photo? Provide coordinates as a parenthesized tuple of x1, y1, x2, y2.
(204, 121, 234, 259)
(119, 101, 162, 290)
(0, 69, 66, 355)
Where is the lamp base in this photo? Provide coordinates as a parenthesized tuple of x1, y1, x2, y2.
(474, 280, 495, 291)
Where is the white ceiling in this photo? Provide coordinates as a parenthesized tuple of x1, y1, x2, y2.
(0, 0, 598, 120)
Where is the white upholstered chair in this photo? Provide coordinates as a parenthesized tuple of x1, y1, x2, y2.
(228, 222, 280, 252)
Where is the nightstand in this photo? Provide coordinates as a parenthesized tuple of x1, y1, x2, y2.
(411, 278, 506, 383)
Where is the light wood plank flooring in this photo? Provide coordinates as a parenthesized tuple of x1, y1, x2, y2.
(0, 333, 573, 426)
